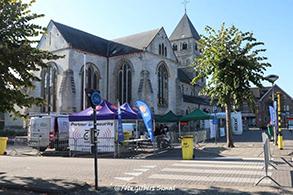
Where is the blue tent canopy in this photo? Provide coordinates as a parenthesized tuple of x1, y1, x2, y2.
(69, 101, 139, 121)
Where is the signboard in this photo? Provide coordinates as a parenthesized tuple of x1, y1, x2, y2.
(69, 120, 115, 152)
(180, 121, 188, 126)
(210, 119, 216, 138)
(212, 118, 219, 125)
(220, 127, 225, 137)
(57, 117, 69, 140)
(231, 112, 243, 135)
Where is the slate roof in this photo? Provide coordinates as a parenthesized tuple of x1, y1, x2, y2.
(52, 21, 141, 57)
(178, 69, 193, 84)
(183, 95, 210, 105)
(113, 28, 161, 50)
(251, 85, 293, 102)
(169, 14, 200, 41)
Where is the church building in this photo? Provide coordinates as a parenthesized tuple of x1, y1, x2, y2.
(28, 13, 210, 118)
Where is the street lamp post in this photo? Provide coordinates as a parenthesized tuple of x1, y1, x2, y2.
(265, 74, 279, 145)
(83, 53, 87, 110)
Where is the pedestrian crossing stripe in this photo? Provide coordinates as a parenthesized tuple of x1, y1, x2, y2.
(161, 167, 272, 176)
(178, 160, 262, 165)
(125, 172, 143, 176)
(172, 163, 267, 170)
(149, 174, 271, 184)
(114, 177, 134, 181)
(133, 168, 149, 172)
(141, 165, 156, 168)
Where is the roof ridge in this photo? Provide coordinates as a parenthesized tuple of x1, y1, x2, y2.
(112, 27, 162, 50)
(52, 20, 109, 42)
(50, 20, 140, 57)
(113, 27, 162, 41)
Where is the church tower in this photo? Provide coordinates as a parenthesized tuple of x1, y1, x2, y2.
(169, 13, 200, 67)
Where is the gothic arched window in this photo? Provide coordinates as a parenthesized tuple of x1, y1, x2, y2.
(118, 62, 132, 103)
(173, 44, 178, 51)
(41, 63, 58, 113)
(158, 63, 168, 106)
(81, 63, 100, 109)
(182, 42, 188, 50)
(164, 47, 167, 57)
(159, 43, 167, 57)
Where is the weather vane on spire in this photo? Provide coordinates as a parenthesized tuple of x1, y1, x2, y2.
(182, 0, 190, 14)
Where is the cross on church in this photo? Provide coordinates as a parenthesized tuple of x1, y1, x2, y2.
(182, 0, 190, 14)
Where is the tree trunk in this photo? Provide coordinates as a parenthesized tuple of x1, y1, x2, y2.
(225, 102, 235, 148)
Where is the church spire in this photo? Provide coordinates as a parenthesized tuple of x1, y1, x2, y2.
(169, 14, 200, 41)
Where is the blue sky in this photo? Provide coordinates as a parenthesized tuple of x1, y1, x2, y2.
(30, 0, 293, 96)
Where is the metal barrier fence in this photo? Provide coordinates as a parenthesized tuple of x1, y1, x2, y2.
(7, 136, 41, 156)
(255, 132, 280, 186)
(171, 129, 208, 147)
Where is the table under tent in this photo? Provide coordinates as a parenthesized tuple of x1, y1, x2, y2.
(68, 100, 142, 157)
(155, 111, 182, 143)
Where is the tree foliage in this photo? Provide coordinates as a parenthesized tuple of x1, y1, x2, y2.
(192, 24, 271, 147)
(0, 0, 59, 117)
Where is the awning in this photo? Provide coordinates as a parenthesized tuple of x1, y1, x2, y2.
(156, 111, 182, 123)
(69, 101, 139, 121)
(180, 109, 212, 121)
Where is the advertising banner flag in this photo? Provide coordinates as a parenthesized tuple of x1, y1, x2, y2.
(117, 101, 124, 142)
(135, 100, 154, 142)
(269, 105, 275, 125)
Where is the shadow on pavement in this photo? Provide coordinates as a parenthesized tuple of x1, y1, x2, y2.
(0, 175, 90, 194)
(1, 177, 292, 195)
(142, 146, 226, 160)
(95, 185, 279, 195)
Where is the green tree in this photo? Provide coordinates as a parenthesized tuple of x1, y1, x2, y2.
(192, 24, 271, 147)
(0, 0, 58, 117)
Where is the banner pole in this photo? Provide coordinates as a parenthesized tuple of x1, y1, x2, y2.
(93, 106, 98, 190)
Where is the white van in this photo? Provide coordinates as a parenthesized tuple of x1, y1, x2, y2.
(28, 114, 69, 151)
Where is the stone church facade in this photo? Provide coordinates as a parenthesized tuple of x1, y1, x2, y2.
(28, 14, 210, 118)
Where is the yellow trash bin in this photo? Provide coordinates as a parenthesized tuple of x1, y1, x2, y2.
(0, 137, 8, 155)
(181, 135, 194, 160)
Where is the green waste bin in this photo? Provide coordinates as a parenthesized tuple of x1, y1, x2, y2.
(180, 135, 194, 160)
(267, 125, 273, 138)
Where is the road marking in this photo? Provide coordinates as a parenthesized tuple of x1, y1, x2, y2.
(161, 168, 271, 176)
(157, 150, 168, 154)
(114, 177, 134, 181)
(141, 165, 156, 168)
(179, 160, 261, 165)
(133, 168, 149, 172)
(149, 174, 270, 184)
(125, 172, 143, 176)
(172, 163, 263, 170)
(193, 157, 264, 161)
